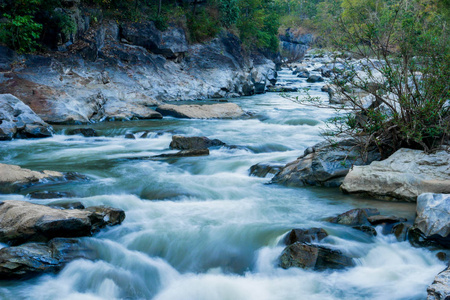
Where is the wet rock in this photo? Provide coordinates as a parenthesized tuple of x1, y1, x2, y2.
(124, 133, 136, 139)
(66, 128, 98, 137)
(267, 87, 298, 93)
(156, 103, 244, 119)
(284, 228, 328, 245)
(154, 149, 210, 158)
(306, 75, 324, 83)
(328, 208, 380, 226)
(48, 201, 85, 210)
(0, 94, 53, 140)
(271, 139, 381, 187)
(411, 193, 450, 248)
(169, 135, 226, 150)
(391, 223, 411, 241)
(249, 163, 284, 178)
(353, 225, 377, 236)
(341, 149, 450, 202)
(28, 191, 74, 199)
(427, 265, 450, 300)
(297, 71, 310, 78)
(0, 200, 125, 245)
(85, 206, 126, 229)
(321, 68, 332, 78)
(436, 252, 447, 262)
(367, 215, 407, 225)
(280, 243, 355, 270)
(0, 238, 94, 279)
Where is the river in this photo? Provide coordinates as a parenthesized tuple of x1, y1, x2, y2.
(0, 69, 444, 299)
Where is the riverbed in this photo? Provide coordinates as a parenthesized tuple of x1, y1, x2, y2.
(0, 69, 444, 299)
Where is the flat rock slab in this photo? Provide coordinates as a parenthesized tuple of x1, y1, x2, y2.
(0, 200, 125, 245)
(341, 148, 450, 202)
(156, 103, 244, 119)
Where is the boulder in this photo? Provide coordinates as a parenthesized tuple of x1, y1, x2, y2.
(306, 75, 324, 83)
(280, 243, 355, 270)
(66, 128, 98, 137)
(102, 101, 162, 121)
(391, 223, 410, 241)
(297, 71, 310, 78)
(328, 208, 380, 226)
(271, 139, 381, 187)
(427, 266, 450, 300)
(0, 94, 53, 140)
(284, 228, 328, 245)
(353, 225, 377, 236)
(0, 238, 94, 279)
(367, 215, 407, 225)
(412, 193, 450, 248)
(340, 148, 450, 201)
(120, 22, 188, 59)
(169, 135, 226, 150)
(0, 200, 125, 245)
(249, 163, 284, 178)
(0, 163, 86, 193)
(156, 103, 244, 119)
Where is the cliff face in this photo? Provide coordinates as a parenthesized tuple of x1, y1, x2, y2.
(0, 17, 277, 124)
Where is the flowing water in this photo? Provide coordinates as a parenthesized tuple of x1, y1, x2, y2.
(0, 69, 444, 299)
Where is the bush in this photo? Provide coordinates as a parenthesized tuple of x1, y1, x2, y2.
(0, 14, 43, 53)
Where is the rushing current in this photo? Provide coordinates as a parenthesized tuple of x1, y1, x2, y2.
(0, 69, 444, 300)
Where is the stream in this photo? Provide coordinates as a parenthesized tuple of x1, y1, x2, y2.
(0, 69, 445, 299)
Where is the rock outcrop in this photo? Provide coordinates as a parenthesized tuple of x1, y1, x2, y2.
(271, 139, 381, 187)
(279, 28, 314, 62)
(341, 148, 450, 201)
(411, 193, 450, 248)
(0, 163, 86, 193)
(0, 200, 125, 245)
(0, 94, 53, 140)
(156, 103, 244, 119)
(427, 265, 450, 300)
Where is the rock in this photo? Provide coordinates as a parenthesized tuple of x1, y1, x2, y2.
(271, 139, 381, 187)
(436, 252, 447, 262)
(85, 206, 126, 228)
(66, 128, 98, 137)
(0, 94, 53, 140)
(391, 223, 410, 241)
(328, 208, 380, 226)
(280, 243, 355, 270)
(156, 103, 244, 119)
(28, 191, 74, 199)
(267, 87, 298, 93)
(0, 200, 125, 245)
(249, 163, 284, 178)
(153, 149, 210, 158)
(306, 75, 324, 83)
(120, 21, 188, 59)
(124, 133, 136, 139)
(48, 201, 85, 210)
(297, 71, 310, 78)
(101, 101, 162, 121)
(412, 193, 450, 248)
(321, 68, 332, 78)
(0, 46, 17, 71)
(284, 228, 328, 245)
(0, 238, 94, 279)
(367, 215, 407, 225)
(254, 82, 266, 94)
(169, 135, 226, 150)
(353, 225, 377, 236)
(340, 148, 450, 201)
(0, 163, 85, 193)
(427, 266, 450, 300)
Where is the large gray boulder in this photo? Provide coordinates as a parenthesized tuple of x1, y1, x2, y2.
(341, 148, 450, 201)
(169, 135, 226, 150)
(428, 265, 450, 300)
(156, 103, 244, 119)
(412, 193, 450, 248)
(271, 139, 381, 187)
(0, 200, 125, 245)
(0, 163, 85, 193)
(0, 94, 53, 140)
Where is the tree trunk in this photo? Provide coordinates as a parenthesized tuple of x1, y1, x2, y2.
(158, 0, 162, 17)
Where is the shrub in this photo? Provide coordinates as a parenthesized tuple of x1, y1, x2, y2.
(0, 14, 43, 53)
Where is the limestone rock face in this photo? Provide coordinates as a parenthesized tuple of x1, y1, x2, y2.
(156, 103, 244, 119)
(0, 94, 53, 140)
(341, 148, 450, 201)
(412, 193, 450, 248)
(427, 266, 450, 300)
(0, 200, 125, 245)
(272, 139, 381, 187)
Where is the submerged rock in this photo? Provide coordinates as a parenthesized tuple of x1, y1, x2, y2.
(0, 94, 53, 140)
(169, 135, 226, 150)
(271, 139, 381, 187)
(156, 103, 244, 119)
(427, 265, 450, 300)
(280, 242, 355, 270)
(249, 163, 284, 178)
(411, 193, 450, 248)
(340, 148, 450, 202)
(284, 228, 328, 245)
(0, 200, 125, 245)
(28, 191, 74, 199)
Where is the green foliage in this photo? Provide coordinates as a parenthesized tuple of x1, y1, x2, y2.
(187, 7, 221, 43)
(0, 13, 43, 53)
(216, 0, 240, 28)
